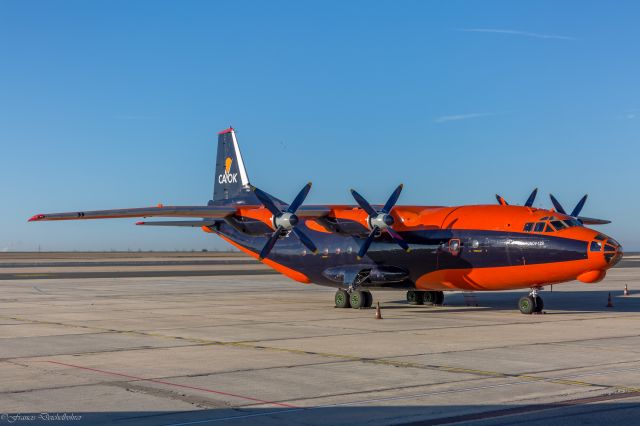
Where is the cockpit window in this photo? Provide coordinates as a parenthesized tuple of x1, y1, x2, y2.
(594, 233, 606, 241)
(534, 222, 545, 232)
(544, 224, 554, 232)
(523, 223, 534, 232)
(551, 220, 567, 231)
(605, 244, 616, 252)
(590, 241, 602, 252)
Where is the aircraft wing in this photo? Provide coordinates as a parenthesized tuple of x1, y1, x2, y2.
(577, 216, 611, 225)
(135, 220, 219, 227)
(293, 205, 332, 217)
(28, 206, 236, 222)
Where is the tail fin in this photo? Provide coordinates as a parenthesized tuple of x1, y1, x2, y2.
(210, 128, 259, 206)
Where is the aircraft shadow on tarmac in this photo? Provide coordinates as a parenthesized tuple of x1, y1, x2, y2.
(385, 289, 640, 314)
(10, 399, 640, 426)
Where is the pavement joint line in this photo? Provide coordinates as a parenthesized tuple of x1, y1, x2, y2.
(44, 360, 298, 409)
(4, 313, 638, 392)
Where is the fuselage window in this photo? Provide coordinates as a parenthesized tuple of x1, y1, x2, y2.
(590, 241, 602, 252)
(534, 222, 545, 232)
(523, 223, 534, 232)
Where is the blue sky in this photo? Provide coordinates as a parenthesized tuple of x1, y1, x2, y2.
(1, 1, 639, 251)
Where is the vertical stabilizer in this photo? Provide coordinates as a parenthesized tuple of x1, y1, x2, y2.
(211, 128, 259, 206)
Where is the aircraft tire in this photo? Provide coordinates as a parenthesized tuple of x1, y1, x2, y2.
(350, 290, 366, 309)
(435, 291, 445, 305)
(533, 296, 544, 313)
(423, 291, 436, 305)
(407, 290, 424, 305)
(518, 295, 535, 314)
(363, 291, 373, 308)
(335, 289, 350, 308)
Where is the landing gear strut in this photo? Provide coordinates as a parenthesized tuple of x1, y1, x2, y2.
(518, 288, 544, 314)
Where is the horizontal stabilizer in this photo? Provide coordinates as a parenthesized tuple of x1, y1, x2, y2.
(135, 220, 219, 227)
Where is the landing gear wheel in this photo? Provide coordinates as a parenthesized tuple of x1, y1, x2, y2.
(335, 289, 350, 308)
(518, 295, 535, 314)
(423, 291, 436, 305)
(434, 291, 444, 305)
(533, 296, 544, 313)
(363, 291, 373, 308)
(407, 290, 424, 305)
(350, 290, 366, 309)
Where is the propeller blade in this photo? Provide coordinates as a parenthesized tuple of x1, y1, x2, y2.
(253, 187, 282, 216)
(259, 226, 283, 260)
(387, 227, 410, 252)
(287, 182, 312, 214)
(496, 194, 509, 206)
(350, 189, 378, 217)
(549, 194, 567, 215)
(571, 194, 588, 218)
(524, 188, 538, 207)
(381, 184, 403, 214)
(292, 227, 318, 254)
(357, 227, 378, 259)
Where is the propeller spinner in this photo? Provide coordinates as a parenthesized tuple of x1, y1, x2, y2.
(252, 183, 318, 260)
(350, 184, 410, 259)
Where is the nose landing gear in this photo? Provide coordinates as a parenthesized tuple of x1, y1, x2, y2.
(518, 288, 544, 314)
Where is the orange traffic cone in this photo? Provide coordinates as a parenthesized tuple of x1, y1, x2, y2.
(624, 284, 630, 297)
(375, 301, 383, 319)
(606, 292, 614, 308)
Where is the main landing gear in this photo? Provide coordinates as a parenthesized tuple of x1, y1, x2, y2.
(406, 290, 444, 306)
(334, 289, 373, 309)
(518, 288, 544, 314)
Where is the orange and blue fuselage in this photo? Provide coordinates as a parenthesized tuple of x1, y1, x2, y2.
(209, 204, 622, 291)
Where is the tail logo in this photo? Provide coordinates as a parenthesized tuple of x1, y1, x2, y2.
(218, 157, 238, 184)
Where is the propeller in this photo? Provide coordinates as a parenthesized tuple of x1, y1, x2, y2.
(547, 193, 611, 225)
(350, 184, 410, 259)
(549, 193, 588, 221)
(252, 183, 318, 260)
(495, 188, 538, 207)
